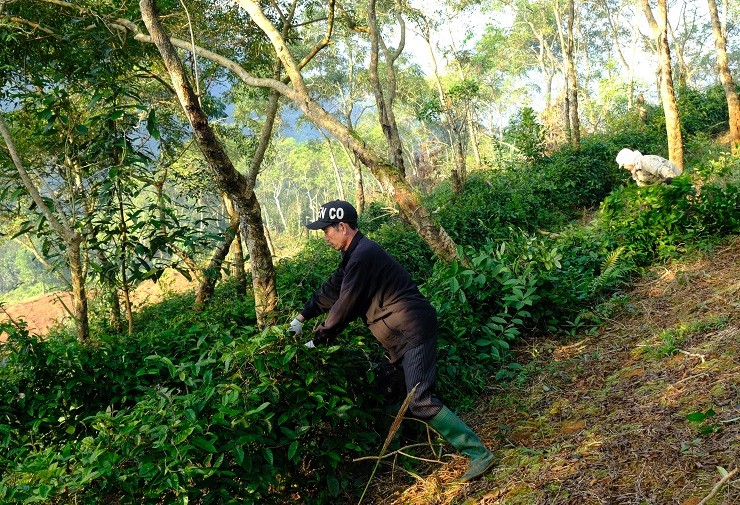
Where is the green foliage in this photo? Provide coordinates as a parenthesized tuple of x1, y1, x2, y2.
(676, 85, 729, 138)
(598, 179, 696, 265)
(359, 203, 435, 284)
(600, 111, 669, 160)
(503, 107, 546, 162)
(597, 157, 740, 265)
(649, 317, 729, 359)
(0, 314, 384, 503)
(275, 238, 339, 316)
(685, 408, 720, 435)
(427, 170, 572, 248)
(422, 227, 630, 404)
(0, 240, 62, 298)
(538, 137, 626, 209)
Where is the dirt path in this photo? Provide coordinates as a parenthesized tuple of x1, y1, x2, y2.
(368, 236, 740, 504)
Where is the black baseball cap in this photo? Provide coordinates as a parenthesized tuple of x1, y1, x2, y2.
(306, 200, 358, 230)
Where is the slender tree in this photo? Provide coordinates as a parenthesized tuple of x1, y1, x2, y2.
(707, 0, 740, 154)
(0, 114, 90, 341)
(642, 0, 684, 169)
(554, 0, 580, 148)
(140, 0, 278, 326)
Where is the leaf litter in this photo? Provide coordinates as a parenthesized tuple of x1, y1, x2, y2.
(365, 236, 739, 505)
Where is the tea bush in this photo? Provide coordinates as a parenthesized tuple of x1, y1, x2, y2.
(597, 157, 739, 265)
(0, 322, 385, 504)
(3, 125, 739, 504)
(423, 227, 631, 399)
(427, 170, 572, 248)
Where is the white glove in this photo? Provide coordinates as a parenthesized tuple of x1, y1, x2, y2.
(304, 340, 315, 349)
(288, 317, 304, 335)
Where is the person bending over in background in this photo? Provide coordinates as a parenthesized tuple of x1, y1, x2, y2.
(288, 199, 496, 483)
(616, 148, 683, 186)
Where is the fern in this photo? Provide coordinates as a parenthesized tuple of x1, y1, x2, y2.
(590, 247, 628, 294)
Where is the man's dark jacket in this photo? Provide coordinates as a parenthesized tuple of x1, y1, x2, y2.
(300, 232, 438, 362)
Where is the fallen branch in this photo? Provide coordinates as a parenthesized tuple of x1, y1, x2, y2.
(677, 349, 706, 362)
(357, 383, 418, 505)
(697, 467, 738, 505)
(353, 442, 440, 462)
(719, 416, 740, 424)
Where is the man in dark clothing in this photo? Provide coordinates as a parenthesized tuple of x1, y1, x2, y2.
(289, 200, 495, 483)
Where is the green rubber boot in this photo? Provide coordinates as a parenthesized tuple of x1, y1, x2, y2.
(428, 406, 496, 483)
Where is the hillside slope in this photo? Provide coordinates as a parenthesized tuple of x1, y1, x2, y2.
(368, 236, 739, 505)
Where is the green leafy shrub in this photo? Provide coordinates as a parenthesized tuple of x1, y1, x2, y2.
(598, 178, 696, 265)
(692, 154, 740, 234)
(0, 319, 386, 503)
(502, 106, 547, 163)
(597, 157, 739, 265)
(275, 238, 338, 316)
(368, 224, 435, 285)
(676, 84, 728, 137)
(422, 227, 630, 403)
(539, 137, 626, 209)
(427, 170, 571, 248)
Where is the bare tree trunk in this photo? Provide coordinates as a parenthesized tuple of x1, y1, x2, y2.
(642, 0, 684, 169)
(366, 0, 406, 177)
(108, 286, 123, 333)
(194, 227, 237, 308)
(418, 17, 467, 192)
(0, 113, 90, 341)
(68, 233, 90, 341)
(354, 158, 366, 212)
(272, 181, 288, 231)
(224, 194, 247, 296)
(563, 83, 572, 144)
(555, 0, 580, 148)
(140, 0, 277, 326)
(263, 224, 275, 258)
(324, 137, 346, 199)
(467, 111, 481, 168)
(707, 0, 740, 154)
(116, 180, 134, 335)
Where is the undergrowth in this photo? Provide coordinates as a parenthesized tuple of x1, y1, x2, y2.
(1, 133, 738, 503)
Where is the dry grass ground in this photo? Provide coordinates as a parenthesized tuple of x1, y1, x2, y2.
(365, 236, 739, 505)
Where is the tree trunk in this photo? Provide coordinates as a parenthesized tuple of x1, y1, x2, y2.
(419, 18, 467, 192)
(555, 0, 580, 149)
(140, 0, 278, 326)
(367, 0, 406, 177)
(325, 137, 346, 199)
(194, 226, 237, 308)
(116, 180, 134, 335)
(467, 110, 481, 168)
(224, 194, 247, 296)
(232, 229, 247, 295)
(354, 157, 366, 212)
(68, 233, 90, 341)
(707, 0, 740, 154)
(0, 113, 90, 341)
(642, 0, 684, 169)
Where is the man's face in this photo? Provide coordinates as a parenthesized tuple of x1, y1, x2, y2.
(322, 223, 349, 251)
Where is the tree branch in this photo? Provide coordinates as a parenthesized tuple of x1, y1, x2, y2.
(697, 467, 738, 505)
